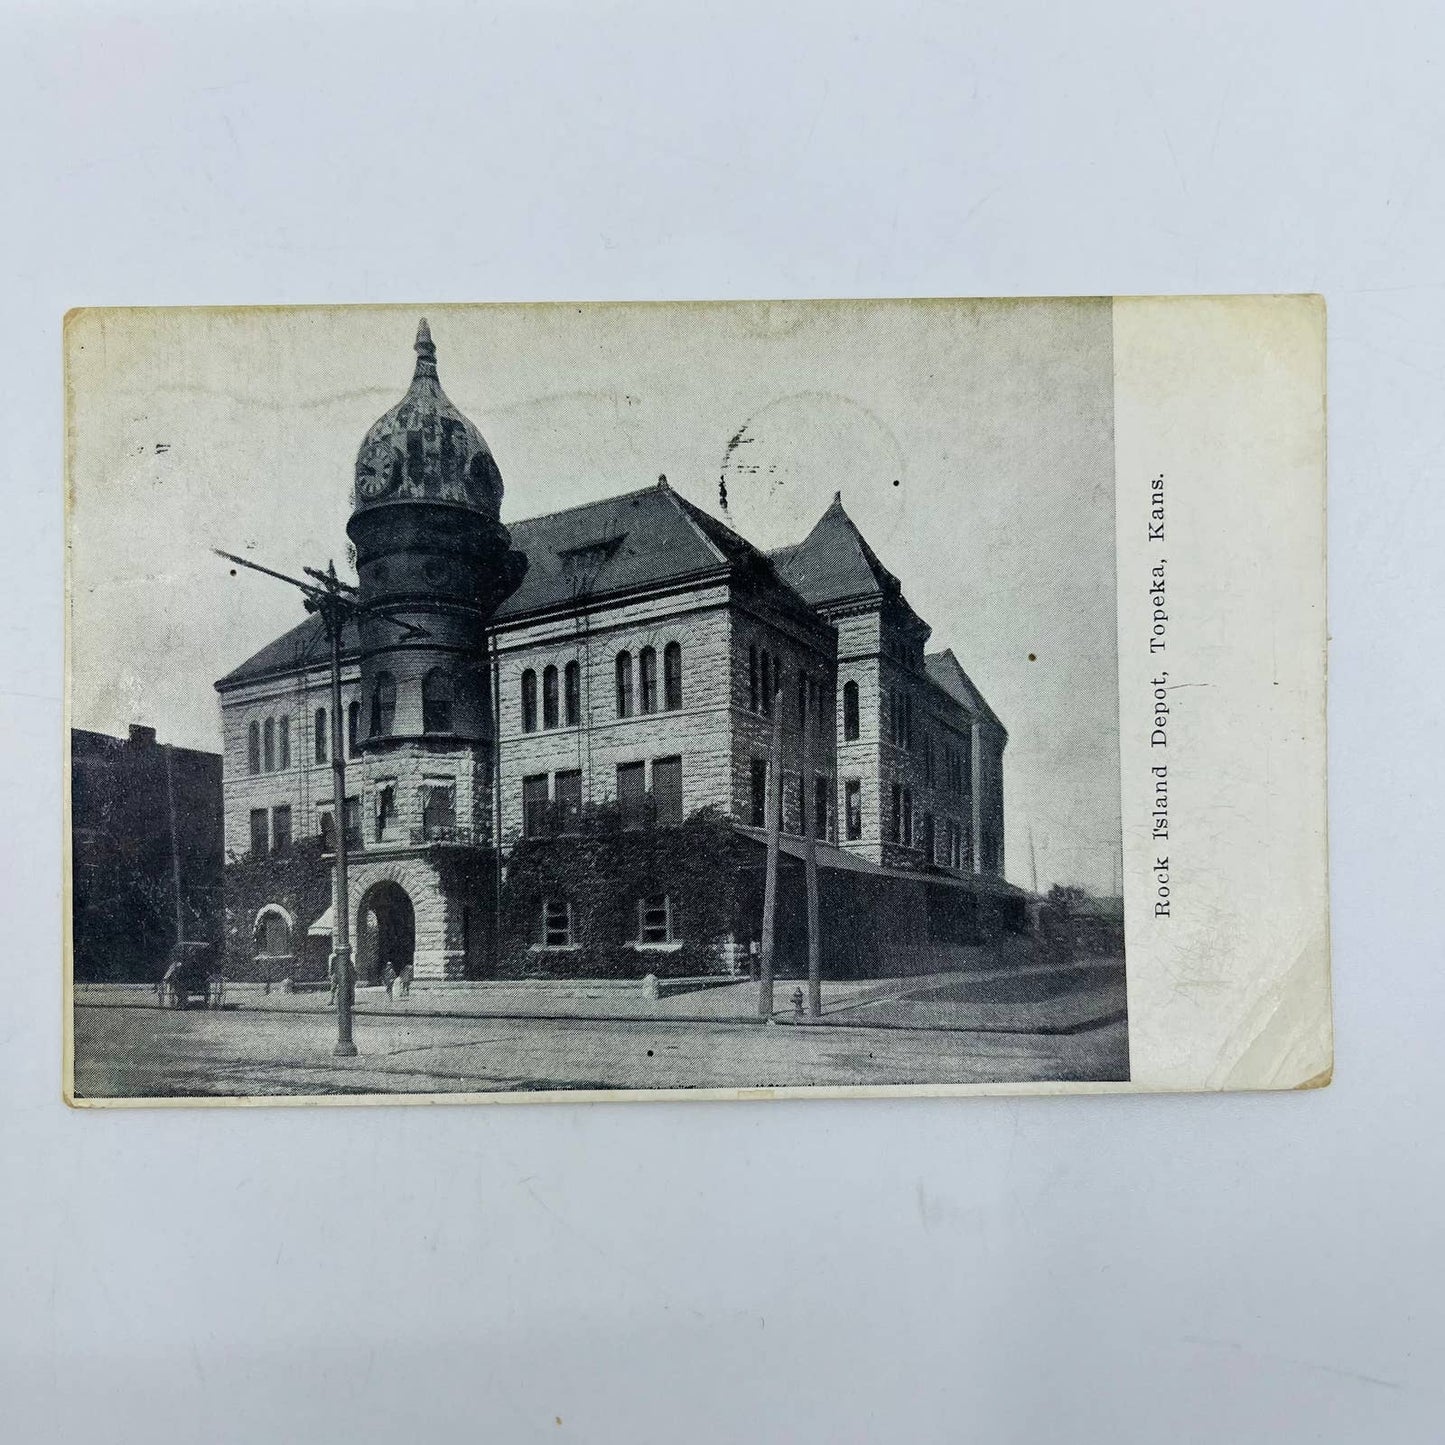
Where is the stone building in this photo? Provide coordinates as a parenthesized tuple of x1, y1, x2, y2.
(214, 321, 1020, 983)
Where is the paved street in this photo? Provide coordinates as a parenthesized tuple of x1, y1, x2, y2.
(73, 991, 1128, 1099)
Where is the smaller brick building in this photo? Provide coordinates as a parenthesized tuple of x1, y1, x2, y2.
(70, 725, 223, 983)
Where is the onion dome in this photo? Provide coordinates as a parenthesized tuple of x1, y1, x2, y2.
(352, 319, 503, 517)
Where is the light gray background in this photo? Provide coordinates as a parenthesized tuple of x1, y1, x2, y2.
(2, 2, 1439, 1441)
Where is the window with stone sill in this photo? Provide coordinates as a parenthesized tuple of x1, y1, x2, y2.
(540, 896, 574, 948)
(636, 894, 673, 946)
(421, 781, 457, 841)
(375, 783, 398, 843)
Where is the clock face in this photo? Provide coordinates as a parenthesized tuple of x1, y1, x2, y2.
(356, 441, 398, 500)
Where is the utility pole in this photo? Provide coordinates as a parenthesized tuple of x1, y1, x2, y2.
(801, 695, 821, 1020)
(758, 671, 784, 1018)
(164, 743, 185, 948)
(1027, 823, 1038, 894)
(216, 549, 427, 1058)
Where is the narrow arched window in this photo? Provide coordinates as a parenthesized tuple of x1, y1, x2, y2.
(615, 651, 633, 718)
(564, 660, 581, 726)
(347, 701, 359, 756)
(748, 644, 759, 713)
(521, 668, 538, 732)
(843, 680, 859, 741)
(314, 707, 327, 763)
(278, 715, 290, 770)
(761, 651, 773, 717)
(262, 717, 276, 772)
(639, 647, 657, 714)
(247, 721, 261, 775)
(664, 642, 682, 710)
(542, 665, 559, 729)
(423, 668, 455, 733)
(370, 671, 396, 737)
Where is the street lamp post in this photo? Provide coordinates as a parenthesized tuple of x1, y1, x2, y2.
(317, 585, 357, 1056)
(217, 550, 426, 1059)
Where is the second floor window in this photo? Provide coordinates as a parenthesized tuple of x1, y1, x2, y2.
(555, 769, 582, 829)
(748, 645, 759, 713)
(843, 681, 859, 741)
(247, 721, 261, 775)
(375, 784, 397, 843)
(423, 669, 454, 733)
(814, 775, 830, 841)
(249, 807, 268, 858)
(262, 717, 275, 772)
(617, 760, 646, 826)
(347, 701, 359, 757)
(314, 707, 327, 763)
(543, 665, 559, 729)
(845, 779, 862, 841)
(750, 758, 768, 828)
(522, 774, 548, 838)
(639, 647, 657, 714)
(652, 756, 682, 826)
(272, 804, 292, 853)
(521, 669, 538, 733)
(277, 716, 290, 770)
(615, 651, 633, 718)
(370, 672, 396, 738)
(421, 782, 456, 841)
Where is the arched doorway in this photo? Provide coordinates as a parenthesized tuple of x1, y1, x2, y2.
(253, 906, 294, 992)
(357, 881, 416, 985)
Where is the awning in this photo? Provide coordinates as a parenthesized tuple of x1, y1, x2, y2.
(308, 904, 334, 937)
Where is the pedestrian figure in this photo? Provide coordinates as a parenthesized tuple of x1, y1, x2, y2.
(398, 961, 413, 998)
(383, 961, 396, 1000)
(792, 986, 805, 1020)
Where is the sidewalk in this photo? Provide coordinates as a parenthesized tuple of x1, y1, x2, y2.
(75, 956, 1125, 1036)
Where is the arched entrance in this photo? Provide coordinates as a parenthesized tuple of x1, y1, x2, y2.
(253, 905, 294, 990)
(356, 880, 416, 985)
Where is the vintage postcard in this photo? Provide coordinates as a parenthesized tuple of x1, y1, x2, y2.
(63, 296, 1330, 1105)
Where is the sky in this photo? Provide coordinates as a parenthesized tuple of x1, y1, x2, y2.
(67, 299, 1121, 892)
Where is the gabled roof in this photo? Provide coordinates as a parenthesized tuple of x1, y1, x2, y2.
(925, 648, 1006, 737)
(494, 479, 817, 623)
(770, 493, 905, 608)
(215, 614, 360, 692)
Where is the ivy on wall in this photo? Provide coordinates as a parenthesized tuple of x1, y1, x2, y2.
(497, 804, 745, 979)
(221, 838, 332, 982)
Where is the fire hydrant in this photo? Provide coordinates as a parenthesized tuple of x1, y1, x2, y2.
(792, 987, 805, 1020)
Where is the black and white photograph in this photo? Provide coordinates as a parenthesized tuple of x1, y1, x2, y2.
(67, 299, 1128, 1100)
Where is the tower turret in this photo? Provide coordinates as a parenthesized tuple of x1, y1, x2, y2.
(346, 319, 526, 747)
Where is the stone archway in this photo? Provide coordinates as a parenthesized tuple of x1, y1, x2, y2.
(253, 904, 296, 989)
(355, 880, 416, 985)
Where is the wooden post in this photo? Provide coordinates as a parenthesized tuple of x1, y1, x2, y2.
(758, 673, 785, 1018)
(802, 703, 821, 1019)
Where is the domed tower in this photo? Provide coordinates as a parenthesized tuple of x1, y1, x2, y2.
(347, 319, 526, 752)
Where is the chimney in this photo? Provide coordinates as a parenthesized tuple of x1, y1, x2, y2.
(127, 724, 157, 749)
